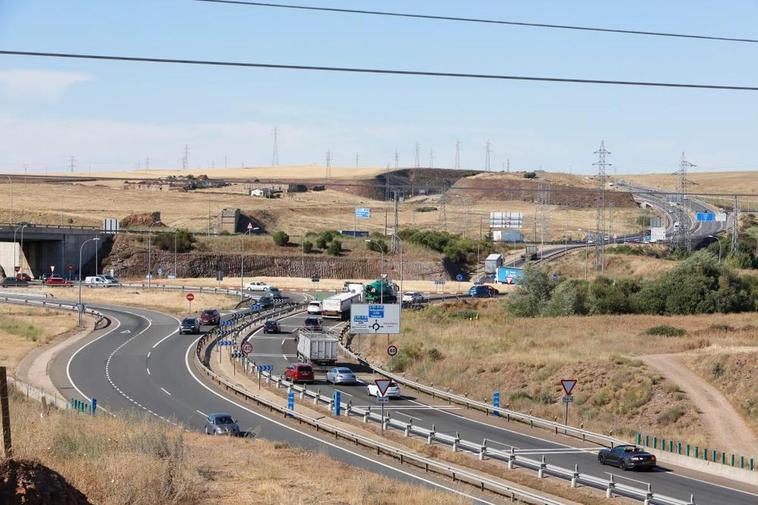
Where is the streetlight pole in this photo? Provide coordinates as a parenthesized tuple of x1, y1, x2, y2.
(78, 237, 100, 327)
(240, 228, 251, 301)
(147, 233, 152, 288)
(174, 230, 178, 278)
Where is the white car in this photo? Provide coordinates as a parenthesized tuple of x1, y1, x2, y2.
(401, 291, 425, 303)
(367, 381, 401, 399)
(84, 275, 109, 287)
(245, 281, 273, 292)
(307, 301, 322, 315)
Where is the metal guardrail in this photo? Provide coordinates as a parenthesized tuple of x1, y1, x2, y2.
(336, 327, 626, 449)
(222, 330, 694, 505)
(195, 321, 568, 505)
(0, 294, 108, 328)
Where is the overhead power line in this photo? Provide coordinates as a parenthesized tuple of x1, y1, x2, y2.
(194, 0, 758, 45)
(2, 50, 758, 91)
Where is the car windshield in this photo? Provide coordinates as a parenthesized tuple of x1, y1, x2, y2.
(214, 415, 234, 424)
(182, 318, 195, 324)
(202, 310, 215, 316)
(298, 366, 313, 373)
(337, 368, 352, 373)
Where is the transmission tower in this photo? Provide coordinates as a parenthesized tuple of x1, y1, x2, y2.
(325, 149, 332, 179)
(414, 142, 420, 168)
(454, 141, 461, 169)
(69, 156, 76, 173)
(182, 145, 189, 170)
(394, 149, 400, 169)
(675, 152, 696, 252)
(429, 149, 435, 168)
(593, 141, 611, 273)
(392, 191, 400, 253)
(485, 140, 493, 171)
(272, 127, 280, 166)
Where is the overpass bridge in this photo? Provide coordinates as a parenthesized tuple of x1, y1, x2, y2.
(0, 223, 108, 278)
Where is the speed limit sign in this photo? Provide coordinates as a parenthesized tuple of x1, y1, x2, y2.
(186, 293, 194, 302)
(241, 341, 253, 355)
(387, 345, 398, 357)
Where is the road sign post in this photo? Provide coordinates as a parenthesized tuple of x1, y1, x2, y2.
(333, 390, 341, 416)
(287, 390, 295, 413)
(186, 292, 194, 313)
(456, 273, 464, 293)
(374, 379, 392, 435)
(387, 344, 398, 357)
(560, 379, 577, 426)
(492, 391, 500, 417)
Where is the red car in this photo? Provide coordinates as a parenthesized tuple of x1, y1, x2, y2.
(284, 363, 314, 384)
(45, 275, 73, 286)
(199, 309, 221, 326)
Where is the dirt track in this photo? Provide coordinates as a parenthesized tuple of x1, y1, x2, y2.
(643, 354, 758, 456)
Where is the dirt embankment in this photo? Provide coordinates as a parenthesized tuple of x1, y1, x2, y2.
(449, 174, 636, 208)
(104, 236, 452, 280)
(0, 459, 92, 505)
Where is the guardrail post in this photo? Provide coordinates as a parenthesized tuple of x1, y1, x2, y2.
(405, 420, 412, 437)
(452, 432, 459, 452)
(314, 389, 320, 405)
(363, 407, 370, 423)
(508, 448, 515, 470)
(538, 455, 546, 478)
(571, 464, 579, 487)
(606, 474, 615, 498)
(427, 425, 435, 445)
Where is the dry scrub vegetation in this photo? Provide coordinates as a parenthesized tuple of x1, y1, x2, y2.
(0, 306, 78, 370)
(353, 300, 758, 446)
(8, 392, 468, 505)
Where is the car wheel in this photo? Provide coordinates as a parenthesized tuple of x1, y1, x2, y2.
(622, 461, 630, 471)
(598, 455, 606, 465)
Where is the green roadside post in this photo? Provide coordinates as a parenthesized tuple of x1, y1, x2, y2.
(669, 440, 674, 452)
(695, 446, 699, 458)
(677, 441, 682, 455)
(721, 453, 726, 465)
(731, 454, 735, 467)
(750, 458, 754, 471)
(653, 436, 657, 449)
(741, 456, 745, 469)
(636, 433, 641, 445)
(713, 449, 717, 462)
(645, 434, 650, 447)
(686, 444, 690, 456)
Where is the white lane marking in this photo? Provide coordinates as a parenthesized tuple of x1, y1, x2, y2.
(152, 328, 179, 349)
(66, 314, 122, 403)
(350, 406, 461, 411)
(161, 387, 172, 396)
(120, 330, 131, 334)
(146, 351, 151, 359)
(182, 338, 498, 505)
(146, 368, 151, 375)
(250, 353, 297, 358)
(196, 409, 207, 417)
(281, 338, 286, 346)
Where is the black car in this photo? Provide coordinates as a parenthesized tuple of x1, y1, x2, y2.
(180, 317, 200, 335)
(263, 320, 280, 334)
(598, 445, 656, 471)
(304, 317, 322, 331)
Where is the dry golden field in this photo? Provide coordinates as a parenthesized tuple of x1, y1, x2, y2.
(0, 178, 641, 242)
(624, 170, 758, 196)
(0, 305, 78, 371)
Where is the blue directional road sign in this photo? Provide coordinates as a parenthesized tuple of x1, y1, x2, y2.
(287, 391, 295, 411)
(355, 207, 371, 219)
(456, 274, 464, 282)
(333, 390, 341, 416)
(256, 364, 273, 373)
(492, 391, 500, 417)
(696, 212, 716, 222)
(250, 304, 261, 312)
(217, 340, 235, 346)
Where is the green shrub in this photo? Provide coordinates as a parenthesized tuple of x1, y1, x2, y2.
(415, 206, 437, 213)
(710, 361, 726, 378)
(302, 240, 313, 254)
(644, 325, 686, 337)
(316, 237, 328, 249)
(656, 405, 686, 425)
(366, 239, 388, 254)
(449, 310, 479, 320)
(507, 267, 555, 317)
(523, 171, 537, 179)
(426, 348, 443, 361)
(153, 229, 196, 253)
(272, 231, 290, 247)
(389, 342, 423, 372)
(327, 239, 342, 256)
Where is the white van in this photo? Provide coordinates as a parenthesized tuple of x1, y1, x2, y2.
(84, 275, 109, 287)
(307, 301, 322, 315)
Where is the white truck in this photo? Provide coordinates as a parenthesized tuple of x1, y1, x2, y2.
(321, 291, 362, 320)
(296, 331, 338, 365)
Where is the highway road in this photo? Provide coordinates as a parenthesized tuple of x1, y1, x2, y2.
(42, 296, 500, 504)
(244, 311, 758, 505)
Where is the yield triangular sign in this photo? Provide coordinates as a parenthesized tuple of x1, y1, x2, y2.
(375, 379, 392, 397)
(560, 379, 577, 396)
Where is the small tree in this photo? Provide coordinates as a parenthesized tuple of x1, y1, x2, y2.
(316, 237, 328, 249)
(523, 171, 537, 179)
(327, 239, 343, 256)
(272, 231, 290, 247)
(302, 240, 314, 254)
(366, 239, 388, 254)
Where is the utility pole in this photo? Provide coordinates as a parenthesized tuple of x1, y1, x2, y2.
(0, 366, 11, 458)
(355, 153, 359, 168)
(325, 149, 332, 179)
(485, 140, 492, 171)
(182, 144, 189, 170)
(69, 156, 76, 173)
(454, 141, 461, 169)
(593, 141, 611, 273)
(145, 157, 150, 170)
(272, 127, 280, 166)
(394, 149, 399, 170)
(429, 149, 435, 168)
(414, 142, 420, 168)
(392, 192, 399, 254)
(732, 195, 740, 255)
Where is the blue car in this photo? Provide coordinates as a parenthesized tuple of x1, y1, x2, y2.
(468, 285, 497, 298)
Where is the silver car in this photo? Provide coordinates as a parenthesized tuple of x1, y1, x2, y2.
(326, 367, 356, 384)
(204, 412, 241, 436)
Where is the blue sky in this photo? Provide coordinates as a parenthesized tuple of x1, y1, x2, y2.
(0, 0, 757, 174)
